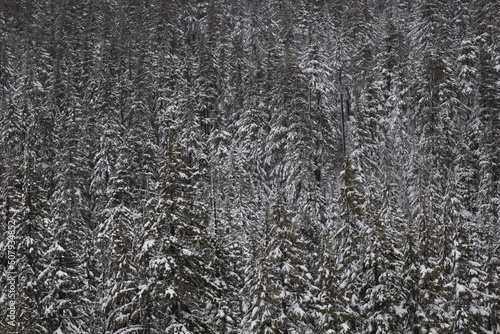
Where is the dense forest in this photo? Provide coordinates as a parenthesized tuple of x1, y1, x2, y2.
(0, 0, 499, 333)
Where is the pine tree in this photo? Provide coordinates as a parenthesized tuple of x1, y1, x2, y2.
(474, 35, 500, 334)
(455, 39, 480, 216)
(361, 135, 405, 334)
(5, 146, 50, 333)
(299, 25, 338, 199)
(403, 152, 451, 333)
(39, 71, 95, 332)
(135, 134, 218, 333)
(334, 155, 365, 333)
(442, 175, 484, 333)
(98, 142, 142, 333)
(315, 213, 341, 334)
(344, 78, 406, 333)
(241, 188, 316, 334)
(457, 40, 479, 109)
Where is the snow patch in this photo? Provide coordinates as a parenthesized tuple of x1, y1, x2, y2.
(142, 239, 155, 252)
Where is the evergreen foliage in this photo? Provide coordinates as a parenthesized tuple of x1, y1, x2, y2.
(0, 1, 498, 333)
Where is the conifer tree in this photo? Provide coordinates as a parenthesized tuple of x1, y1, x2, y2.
(242, 188, 316, 334)
(334, 155, 366, 333)
(6, 146, 50, 333)
(135, 133, 219, 334)
(299, 26, 338, 198)
(315, 214, 341, 334)
(98, 142, 142, 333)
(404, 153, 451, 333)
(474, 35, 500, 333)
(442, 176, 484, 333)
(41, 68, 97, 331)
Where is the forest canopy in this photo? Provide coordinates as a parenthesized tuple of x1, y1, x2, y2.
(0, 0, 499, 333)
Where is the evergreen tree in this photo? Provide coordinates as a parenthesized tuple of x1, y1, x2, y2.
(315, 209, 341, 334)
(98, 142, 142, 333)
(443, 176, 484, 333)
(475, 35, 500, 334)
(403, 152, 451, 333)
(135, 134, 219, 333)
(4, 146, 50, 333)
(241, 188, 316, 334)
(334, 155, 365, 333)
(38, 99, 94, 333)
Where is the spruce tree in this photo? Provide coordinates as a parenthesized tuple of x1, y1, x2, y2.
(98, 142, 142, 333)
(135, 134, 219, 334)
(7, 147, 50, 333)
(475, 35, 500, 334)
(241, 188, 316, 334)
(334, 155, 365, 333)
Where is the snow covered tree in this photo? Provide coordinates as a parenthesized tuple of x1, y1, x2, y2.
(457, 40, 479, 109)
(98, 141, 142, 333)
(37, 122, 91, 334)
(241, 188, 316, 334)
(361, 156, 405, 334)
(299, 28, 338, 198)
(344, 78, 406, 333)
(442, 177, 484, 333)
(266, 54, 327, 264)
(135, 133, 220, 333)
(474, 35, 500, 333)
(333, 155, 366, 333)
(403, 152, 451, 333)
(39, 215, 91, 333)
(315, 211, 342, 334)
(4, 146, 50, 333)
